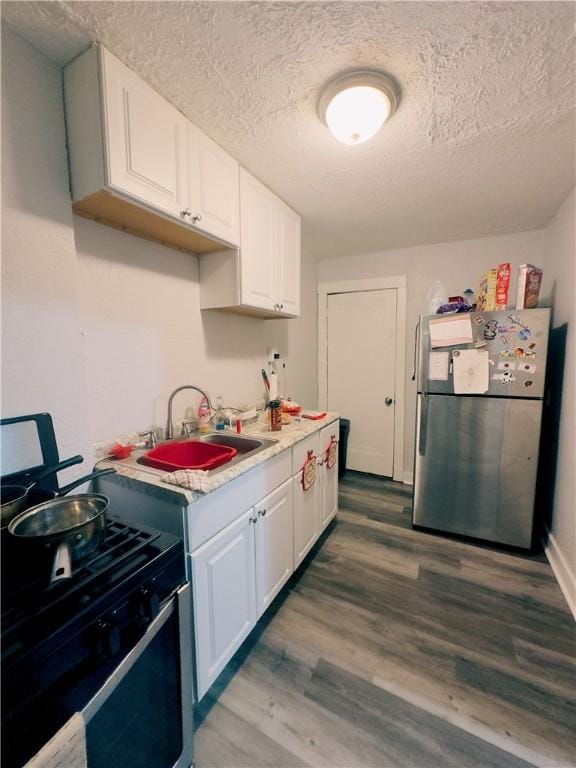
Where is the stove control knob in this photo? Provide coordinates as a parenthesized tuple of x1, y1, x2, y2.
(139, 587, 160, 623)
(96, 620, 121, 659)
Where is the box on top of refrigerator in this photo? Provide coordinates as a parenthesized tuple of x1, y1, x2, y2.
(516, 264, 543, 309)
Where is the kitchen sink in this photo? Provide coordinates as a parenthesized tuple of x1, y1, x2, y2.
(136, 432, 278, 475)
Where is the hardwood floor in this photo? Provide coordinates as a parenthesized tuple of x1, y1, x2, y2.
(194, 472, 576, 768)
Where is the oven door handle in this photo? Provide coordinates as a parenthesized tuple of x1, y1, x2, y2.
(82, 591, 176, 722)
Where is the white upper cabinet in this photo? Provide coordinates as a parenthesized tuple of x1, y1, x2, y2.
(101, 48, 189, 219)
(188, 125, 240, 245)
(239, 169, 278, 312)
(64, 44, 239, 252)
(277, 200, 301, 316)
(64, 44, 300, 314)
(199, 168, 301, 318)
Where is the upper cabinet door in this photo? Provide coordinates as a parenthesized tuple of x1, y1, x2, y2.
(101, 48, 189, 218)
(188, 126, 240, 246)
(277, 201, 301, 317)
(239, 169, 277, 312)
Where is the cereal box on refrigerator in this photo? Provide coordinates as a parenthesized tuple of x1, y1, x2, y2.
(495, 262, 511, 310)
(516, 264, 543, 309)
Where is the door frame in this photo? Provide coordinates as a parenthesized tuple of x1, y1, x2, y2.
(318, 276, 406, 483)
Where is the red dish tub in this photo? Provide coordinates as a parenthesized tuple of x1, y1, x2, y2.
(138, 440, 237, 472)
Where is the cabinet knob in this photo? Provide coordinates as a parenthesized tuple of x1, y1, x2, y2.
(180, 208, 192, 218)
(280, 303, 284, 310)
(385, 397, 393, 406)
(258, 508, 267, 517)
(192, 214, 202, 224)
(250, 513, 258, 524)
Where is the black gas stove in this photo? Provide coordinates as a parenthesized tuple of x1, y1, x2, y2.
(1, 414, 192, 768)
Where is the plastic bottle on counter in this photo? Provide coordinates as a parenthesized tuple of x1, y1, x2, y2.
(198, 397, 211, 433)
(426, 280, 448, 314)
(214, 396, 226, 431)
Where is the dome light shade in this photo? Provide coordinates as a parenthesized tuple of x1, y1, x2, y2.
(318, 70, 400, 145)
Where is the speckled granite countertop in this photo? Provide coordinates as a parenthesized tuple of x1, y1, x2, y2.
(99, 413, 339, 507)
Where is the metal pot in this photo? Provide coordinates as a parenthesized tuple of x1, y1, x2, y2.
(1, 454, 84, 527)
(8, 493, 110, 584)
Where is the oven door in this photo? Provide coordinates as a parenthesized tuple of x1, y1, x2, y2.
(83, 583, 193, 768)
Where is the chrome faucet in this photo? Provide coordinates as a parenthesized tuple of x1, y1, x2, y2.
(165, 385, 212, 440)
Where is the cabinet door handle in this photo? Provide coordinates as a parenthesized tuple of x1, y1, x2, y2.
(180, 209, 192, 218)
(250, 513, 258, 524)
(192, 214, 202, 224)
(258, 508, 267, 517)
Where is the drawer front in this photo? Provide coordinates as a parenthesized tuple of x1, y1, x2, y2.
(292, 432, 321, 476)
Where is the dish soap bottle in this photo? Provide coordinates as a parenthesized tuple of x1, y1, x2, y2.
(198, 396, 211, 433)
(214, 395, 226, 431)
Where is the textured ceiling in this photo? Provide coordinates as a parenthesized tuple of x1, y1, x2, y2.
(3, 1, 575, 258)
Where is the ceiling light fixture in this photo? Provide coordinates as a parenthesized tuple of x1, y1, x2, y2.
(318, 69, 400, 146)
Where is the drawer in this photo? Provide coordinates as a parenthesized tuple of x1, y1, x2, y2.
(292, 432, 321, 476)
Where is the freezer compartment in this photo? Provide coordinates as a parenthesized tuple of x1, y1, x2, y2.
(417, 308, 550, 399)
(413, 394, 543, 548)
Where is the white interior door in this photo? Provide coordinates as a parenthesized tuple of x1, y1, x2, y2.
(326, 290, 397, 476)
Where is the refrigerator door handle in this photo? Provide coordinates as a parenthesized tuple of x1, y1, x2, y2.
(411, 318, 420, 382)
(418, 392, 429, 456)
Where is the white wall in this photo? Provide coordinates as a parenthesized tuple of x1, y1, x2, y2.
(74, 216, 317, 442)
(543, 188, 575, 615)
(1, 24, 92, 475)
(2, 25, 316, 463)
(317, 229, 549, 477)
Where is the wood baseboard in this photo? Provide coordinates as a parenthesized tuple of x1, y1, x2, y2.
(543, 527, 576, 620)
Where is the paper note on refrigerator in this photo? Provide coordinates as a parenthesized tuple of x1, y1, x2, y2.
(429, 315, 474, 348)
(428, 351, 449, 380)
(452, 349, 489, 394)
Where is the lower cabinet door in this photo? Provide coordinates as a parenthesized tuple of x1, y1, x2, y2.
(293, 473, 319, 568)
(191, 507, 256, 700)
(255, 478, 293, 617)
(320, 422, 339, 531)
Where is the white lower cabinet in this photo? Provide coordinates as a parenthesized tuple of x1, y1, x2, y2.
(319, 422, 340, 531)
(293, 473, 319, 568)
(191, 422, 338, 701)
(255, 479, 293, 617)
(191, 507, 257, 699)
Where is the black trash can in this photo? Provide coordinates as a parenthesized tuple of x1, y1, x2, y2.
(338, 418, 350, 479)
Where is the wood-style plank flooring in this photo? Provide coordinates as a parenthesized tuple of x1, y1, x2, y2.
(195, 472, 575, 768)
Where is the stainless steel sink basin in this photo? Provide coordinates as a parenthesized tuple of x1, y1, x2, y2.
(196, 433, 265, 454)
(196, 432, 278, 473)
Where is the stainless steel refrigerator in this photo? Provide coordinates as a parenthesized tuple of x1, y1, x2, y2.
(413, 308, 550, 549)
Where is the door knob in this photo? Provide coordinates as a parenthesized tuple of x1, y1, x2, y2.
(385, 397, 393, 406)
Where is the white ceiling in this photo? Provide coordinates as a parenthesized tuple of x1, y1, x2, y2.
(3, 1, 575, 258)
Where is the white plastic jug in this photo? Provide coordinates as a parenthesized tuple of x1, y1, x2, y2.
(427, 280, 448, 314)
